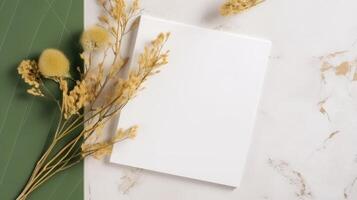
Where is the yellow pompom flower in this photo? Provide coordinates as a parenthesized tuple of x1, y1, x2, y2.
(81, 26, 110, 51)
(38, 49, 70, 77)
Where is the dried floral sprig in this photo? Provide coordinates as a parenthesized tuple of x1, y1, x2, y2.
(17, 60, 43, 96)
(16, 0, 169, 199)
(220, 0, 264, 16)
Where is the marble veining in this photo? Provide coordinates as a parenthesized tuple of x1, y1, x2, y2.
(85, 0, 357, 199)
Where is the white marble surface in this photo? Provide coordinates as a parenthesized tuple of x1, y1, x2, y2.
(84, 0, 357, 199)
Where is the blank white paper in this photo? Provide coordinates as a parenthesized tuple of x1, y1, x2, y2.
(110, 15, 271, 187)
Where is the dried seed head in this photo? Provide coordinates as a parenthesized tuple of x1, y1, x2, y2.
(81, 26, 110, 51)
(38, 49, 70, 78)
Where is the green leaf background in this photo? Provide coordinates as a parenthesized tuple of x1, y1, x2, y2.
(0, 0, 84, 199)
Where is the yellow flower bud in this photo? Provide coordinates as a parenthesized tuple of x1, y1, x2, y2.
(81, 26, 110, 51)
(38, 49, 70, 77)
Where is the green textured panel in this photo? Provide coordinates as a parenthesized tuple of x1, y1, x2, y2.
(0, 0, 83, 199)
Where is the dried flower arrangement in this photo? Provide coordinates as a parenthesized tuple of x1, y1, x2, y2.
(16, 0, 169, 199)
(220, 0, 264, 16)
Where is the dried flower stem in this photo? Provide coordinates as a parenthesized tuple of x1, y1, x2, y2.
(16, 0, 170, 199)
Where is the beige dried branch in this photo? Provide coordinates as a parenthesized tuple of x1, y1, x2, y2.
(16, 0, 170, 199)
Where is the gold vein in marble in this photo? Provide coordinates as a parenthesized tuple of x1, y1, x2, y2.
(268, 159, 313, 200)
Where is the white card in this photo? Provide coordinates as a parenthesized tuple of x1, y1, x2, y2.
(110, 15, 271, 187)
